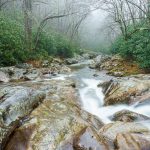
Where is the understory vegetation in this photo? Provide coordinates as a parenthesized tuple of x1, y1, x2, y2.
(0, 14, 78, 66)
(104, 0, 150, 70)
(110, 24, 150, 69)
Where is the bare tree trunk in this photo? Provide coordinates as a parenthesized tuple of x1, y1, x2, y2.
(125, 0, 135, 26)
(0, 0, 2, 11)
(23, 0, 32, 51)
(148, 0, 150, 20)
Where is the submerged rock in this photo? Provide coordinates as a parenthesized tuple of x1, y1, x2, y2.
(0, 86, 46, 149)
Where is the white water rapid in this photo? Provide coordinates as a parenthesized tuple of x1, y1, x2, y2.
(79, 78, 150, 124)
(49, 61, 150, 125)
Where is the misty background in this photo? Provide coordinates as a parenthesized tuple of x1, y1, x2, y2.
(1, 0, 115, 52)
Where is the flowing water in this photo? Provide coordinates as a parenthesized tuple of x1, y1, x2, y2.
(53, 61, 150, 125)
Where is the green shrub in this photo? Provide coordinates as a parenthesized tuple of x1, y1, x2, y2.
(0, 14, 26, 66)
(110, 26, 150, 69)
(0, 13, 78, 66)
(36, 31, 76, 58)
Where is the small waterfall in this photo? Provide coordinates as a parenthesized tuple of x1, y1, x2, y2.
(79, 77, 150, 124)
(49, 60, 150, 125)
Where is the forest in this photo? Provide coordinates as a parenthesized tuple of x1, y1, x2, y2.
(1, 0, 150, 150)
(0, 0, 149, 69)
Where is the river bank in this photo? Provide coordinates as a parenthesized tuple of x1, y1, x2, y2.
(0, 54, 150, 150)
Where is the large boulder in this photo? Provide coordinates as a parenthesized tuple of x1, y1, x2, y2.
(73, 127, 113, 150)
(0, 86, 46, 149)
(103, 75, 150, 105)
(99, 122, 149, 141)
(4, 80, 114, 150)
(115, 133, 150, 150)
(112, 110, 150, 122)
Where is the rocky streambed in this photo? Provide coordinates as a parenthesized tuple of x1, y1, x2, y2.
(0, 55, 150, 150)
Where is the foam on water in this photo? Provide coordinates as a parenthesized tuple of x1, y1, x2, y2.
(44, 74, 73, 81)
(43, 60, 150, 125)
(79, 78, 150, 124)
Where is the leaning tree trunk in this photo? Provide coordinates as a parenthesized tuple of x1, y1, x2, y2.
(23, 0, 32, 51)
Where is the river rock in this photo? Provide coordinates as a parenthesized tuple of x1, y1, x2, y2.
(9, 68, 41, 82)
(73, 127, 113, 150)
(0, 63, 71, 82)
(0, 86, 46, 149)
(4, 80, 112, 150)
(94, 55, 143, 77)
(82, 51, 98, 59)
(65, 58, 79, 65)
(42, 60, 50, 67)
(23, 69, 41, 80)
(115, 133, 150, 150)
(65, 54, 85, 65)
(89, 55, 110, 70)
(16, 63, 33, 69)
(112, 110, 150, 122)
(98, 80, 113, 94)
(0, 71, 9, 82)
(108, 71, 124, 77)
(104, 75, 150, 105)
(99, 122, 149, 141)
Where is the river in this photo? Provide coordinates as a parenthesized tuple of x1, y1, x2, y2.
(52, 60, 150, 126)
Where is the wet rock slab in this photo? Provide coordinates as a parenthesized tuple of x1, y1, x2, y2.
(0, 86, 46, 149)
(99, 121, 150, 149)
(4, 80, 112, 150)
(116, 132, 150, 150)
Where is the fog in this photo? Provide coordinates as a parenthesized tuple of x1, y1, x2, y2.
(0, 0, 131, 51)
(32, 0, 112, 51)
(79, 9, 110, 51)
